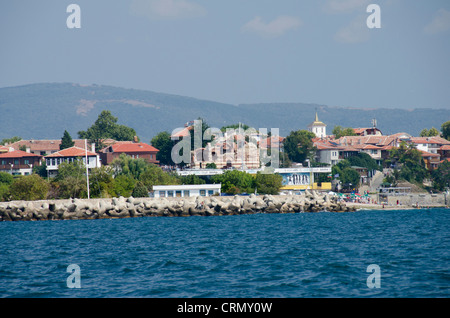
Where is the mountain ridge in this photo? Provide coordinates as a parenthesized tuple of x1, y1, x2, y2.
(0, 83, 447, 143)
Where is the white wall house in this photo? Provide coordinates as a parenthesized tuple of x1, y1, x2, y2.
(152, 184, 222, 198)
(317, 148, 340, 166)
(44, 146, 101, 178)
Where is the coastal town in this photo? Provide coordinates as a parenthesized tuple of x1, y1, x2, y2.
(1, 110, 449, 215)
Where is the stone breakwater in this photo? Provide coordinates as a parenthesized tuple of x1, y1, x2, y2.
(0, 190, 355, 222)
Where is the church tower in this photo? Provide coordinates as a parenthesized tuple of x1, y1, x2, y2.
(307, 112, 326, 138)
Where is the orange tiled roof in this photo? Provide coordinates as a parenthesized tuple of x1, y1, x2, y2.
(419, 150, 440, 157)
(411, 136, 450, 145)
(0, 150, 42, 159)
(44, 146, 97, 158)
(110, 142, 159, 153)
(8, 139, 90, 152)
(440, 145, 450, 151)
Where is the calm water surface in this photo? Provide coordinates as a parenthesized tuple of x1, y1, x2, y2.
(1, 209, 449, 298)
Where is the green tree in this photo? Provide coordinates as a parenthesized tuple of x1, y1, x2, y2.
(151, 131, 175, 165)
(420, 127, 440, 137)
(139, 165, 180, 190)
(54, 160, 88, 198)
(347, 152, 381, 171)
(442, 121, 450, 140)
(132, 181, 149, 198)
(33, 161, 48, 178)
(60, 130, 75, 150)
(387, 141, 428, 183)
(254, 172, 283, 195)
(111, 153, 150, 180)
(432, 160, 450, 191)
(340, 167, 360, 187)
(78, 110, 137, 151)
(0, 184, 10, 201)
(0, 172, 13, 202)
(10, 175, 49, 201)
(113, 174, 136, 197)
(179, 174, 206, 185)
(89, 166, 115, 198)
(0, 172, 14, 185)
(211, 170, 255, 194)
(0, 136, 21, 146)
(332, 126, 357, 138)
(283, 130, 316, 164)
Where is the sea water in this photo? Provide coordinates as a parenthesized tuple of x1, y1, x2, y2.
(0, 209, 448, 298)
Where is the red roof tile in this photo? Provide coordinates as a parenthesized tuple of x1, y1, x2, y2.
(45, 147, 97, 158)
(0, 150, 42, 159)
(8, 139, 91, 152)
(110, 142, 159, 153)
(419, 150, 440, 157)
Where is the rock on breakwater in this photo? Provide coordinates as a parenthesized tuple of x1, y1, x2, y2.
(0, 190, 354, 222)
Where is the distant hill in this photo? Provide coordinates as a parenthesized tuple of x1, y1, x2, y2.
(0, 83, 448, 143)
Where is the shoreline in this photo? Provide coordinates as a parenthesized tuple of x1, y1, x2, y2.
(1, 192, 448, 222)
(345, 202, 448, 210)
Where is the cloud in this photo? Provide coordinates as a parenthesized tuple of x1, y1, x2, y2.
(130, 0, 206, 20)
(334, 14, 370, 43)
(424, 8, 450, 35)
(241, 16, 302, 38)
(324, 0, 370, 14)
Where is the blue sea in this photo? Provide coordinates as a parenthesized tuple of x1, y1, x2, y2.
(0, 209, 449, 298)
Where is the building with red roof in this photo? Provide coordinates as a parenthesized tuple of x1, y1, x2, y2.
(0, 150, 42, 175)
(44, 146, 101, 178)
(99, 141, 159, 165)
(8, 139, 93, 156)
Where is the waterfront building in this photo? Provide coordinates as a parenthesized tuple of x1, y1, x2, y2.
(99, 140, 159, 165)
(0, 150, 42, 176)
(44, 146, 101, 178)
(7, 139, 91, 156)
(152, 184, 221, 198)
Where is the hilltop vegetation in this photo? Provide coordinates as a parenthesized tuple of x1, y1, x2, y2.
(0, 83, 448, 143)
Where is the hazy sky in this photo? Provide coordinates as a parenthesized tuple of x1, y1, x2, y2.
(1, 0, 450, 109)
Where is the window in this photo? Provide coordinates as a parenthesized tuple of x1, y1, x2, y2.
(14, 159, 19, 165)
(159, 191, 166, 197)
(200, 190, 206, 196)
(1, 160, 6, 165)
(40, 151, 46, 156)
(167, 191, 174, 197)
(208, 190, 214, 196)
(184, 190, 190, 197)
(176, 190, 182, 197)
(24, 159, 30, 165)
(52, 158, 56, 166)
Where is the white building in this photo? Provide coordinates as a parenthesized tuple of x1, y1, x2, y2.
(44, 146, 101, 178)
(308, 112, 327, 138)
(152, 184, 222, 198)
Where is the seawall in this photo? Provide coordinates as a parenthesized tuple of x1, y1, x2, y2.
(0, 191, 355, 222)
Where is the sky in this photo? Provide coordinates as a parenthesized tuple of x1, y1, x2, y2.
(1, 0, 450, 110)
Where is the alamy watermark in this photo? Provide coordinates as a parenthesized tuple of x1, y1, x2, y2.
(366, 264, 381, 289)
(367, 4, 381, 29)
(66, 264, 81, 288)
(170, 120, 281, 172)
(66, 4, 81, 29)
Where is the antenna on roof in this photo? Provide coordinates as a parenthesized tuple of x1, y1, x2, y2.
(372, 118, 377, 128)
